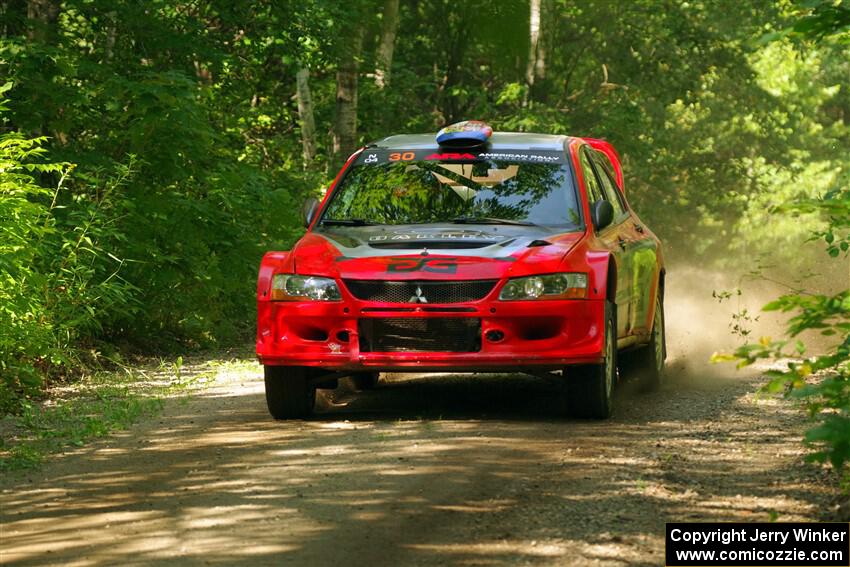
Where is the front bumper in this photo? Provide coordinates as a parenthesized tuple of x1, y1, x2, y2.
(257, 297, 605, 371)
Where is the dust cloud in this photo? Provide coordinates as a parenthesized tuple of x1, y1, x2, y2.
(663, 265, 794, 382)
(664, 236, 847, 384)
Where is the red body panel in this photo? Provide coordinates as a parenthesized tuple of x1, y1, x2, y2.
(583, 138, 624, 192)
(257, 298, 606, 370)
(257, 135, 663, 372)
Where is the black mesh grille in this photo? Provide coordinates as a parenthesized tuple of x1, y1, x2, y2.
(344, 280, 497, 304)
(359, 318, 481, 352)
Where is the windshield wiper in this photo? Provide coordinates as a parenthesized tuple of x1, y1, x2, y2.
(450, 216, 536, 226)
(321, 218, 376, 226)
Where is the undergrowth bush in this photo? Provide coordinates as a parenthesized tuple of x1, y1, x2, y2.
(719, 188, 850, 480)
(0, 81, 301, 412)
(0, 88, 139, 410)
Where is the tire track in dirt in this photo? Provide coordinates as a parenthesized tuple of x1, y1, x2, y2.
(0, 358, 831, 567)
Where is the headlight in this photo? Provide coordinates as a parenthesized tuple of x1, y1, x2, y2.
(271, 274, 342, 301)
(498, 273, 588, 300)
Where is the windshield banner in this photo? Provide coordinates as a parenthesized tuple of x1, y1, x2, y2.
(355, 149, 567, 165)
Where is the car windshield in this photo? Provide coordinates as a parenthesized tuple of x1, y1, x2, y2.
(322, 157, 582, 228)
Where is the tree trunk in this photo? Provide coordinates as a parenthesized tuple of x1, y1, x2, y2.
(333, 29, 363, 171)
(26, 0, 58, 43)
(536, 1, 546, 80)
(105, 10, 117, 60)
(1, 1, 7, 37)
(295, 67, 317, 167)
(374, 0, 400, 89)
(524, 0, 541, 107)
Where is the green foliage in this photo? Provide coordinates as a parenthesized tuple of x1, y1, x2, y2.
(1, 0, 307, 410)
(0, 108, 70, 399)
(722, 190, 850, 473)
(0, 106, 137, 408)
(762, 0, 850, 44)
(782, 188, 850, 258)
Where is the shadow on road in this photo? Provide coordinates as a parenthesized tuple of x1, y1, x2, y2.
(0, 367, 829, 566)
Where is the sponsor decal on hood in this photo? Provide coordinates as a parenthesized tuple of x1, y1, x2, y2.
(292, 226, 584, 280)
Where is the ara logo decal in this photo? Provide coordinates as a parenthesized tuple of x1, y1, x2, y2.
(387, 257, 458, 274)
(424, 153, 477, 161)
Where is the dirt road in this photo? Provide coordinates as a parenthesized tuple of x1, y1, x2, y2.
(0, 349, 832, 566)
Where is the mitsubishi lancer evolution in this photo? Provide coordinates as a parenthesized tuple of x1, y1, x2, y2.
(256, 121, 665, 419)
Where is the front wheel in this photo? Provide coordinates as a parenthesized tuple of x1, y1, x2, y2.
(565, 300, 617, 419)
(264, 366, 316, 419)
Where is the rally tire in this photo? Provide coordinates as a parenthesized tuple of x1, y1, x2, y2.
(349, 372, 380, 391)
(264, 365, 316, 419)
(628, 294, 666, 392)
(565, 300, 617, 419)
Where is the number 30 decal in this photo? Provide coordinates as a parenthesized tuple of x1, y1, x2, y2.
(389, 152, 415, 161)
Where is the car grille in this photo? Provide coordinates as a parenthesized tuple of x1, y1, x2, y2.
(344, 280, 497, 304)
(359, 318, 481, 353)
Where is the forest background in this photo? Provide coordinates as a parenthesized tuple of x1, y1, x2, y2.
(0, 0, 848, 469)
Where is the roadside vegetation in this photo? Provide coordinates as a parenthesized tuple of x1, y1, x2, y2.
(0, 366, 171, 471)
(713, 2, 850, 500)
(0, 0, 847, 483)
(0, 355, 257, 471)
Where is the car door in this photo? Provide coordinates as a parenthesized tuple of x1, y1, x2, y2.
(578, 148, 631, 338)
(590, 151, 658, 337)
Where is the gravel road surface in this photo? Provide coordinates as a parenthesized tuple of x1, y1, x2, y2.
(1, 355, 831, 566)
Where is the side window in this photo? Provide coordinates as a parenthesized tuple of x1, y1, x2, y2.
(591, 153, 626, 218)
(579, 151, 604, 204)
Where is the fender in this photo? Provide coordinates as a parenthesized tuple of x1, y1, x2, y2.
(644, 266, 665, 332)
(257, 251, 292, 301)
(637, 229, 665, 332)
(260, 149, 362, 298)
(585, 249, 614, 301)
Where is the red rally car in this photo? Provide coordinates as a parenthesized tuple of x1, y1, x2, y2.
(257, 121, 665, 420)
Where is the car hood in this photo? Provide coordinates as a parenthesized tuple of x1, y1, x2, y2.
(292, 224, 584, 280)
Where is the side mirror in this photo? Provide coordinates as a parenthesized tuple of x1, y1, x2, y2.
(591, 200, 614, 231)
(302, 197, 320, 228)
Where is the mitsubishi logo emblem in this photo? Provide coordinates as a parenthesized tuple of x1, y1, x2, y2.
(409, 286, 428, 304)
